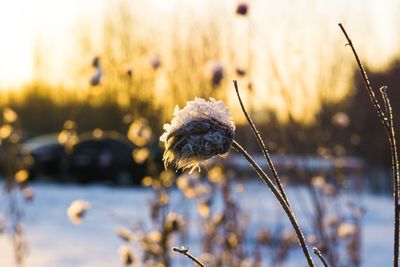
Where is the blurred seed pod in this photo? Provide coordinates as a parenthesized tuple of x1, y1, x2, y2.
(337, 223, 358, 238)
(67, 200, 90, 224)
(15, 169, 29, 183)
(126, 67, 133, 78)
(142, 176, 153, 187)
(132, 148, 150, 164)
(235, 67, 246, 76)
(326, 214, 340, 227)
(149, 53, 161, 70)
(90, 68, 104, 86)
(119, 245, 135, 266)
(116, 228, 134, 243)
(164, 213, 185, 232)
(204, 61, 224, 87)
(226, 233, 239, 248)
(92, 56, 100, 68)
(0, 124, 13, 139)
(306, 234, 317, 245)
(311, 175, 325, 189)
(208, 166, 225, 184)
(158, 191, 169, 206)
(281, 229, 297, 246)
(122, 114, 133, 124)
(127, 119, 152, 147)
(236, 2, 249, 15)
(331, 112, 350, 128)
(92, 128, 104, 139)
(159, 171, 174, 187)
(197, 202, 211, 218)
(256, 228, 272, 245)
(3, 107, 18, 123)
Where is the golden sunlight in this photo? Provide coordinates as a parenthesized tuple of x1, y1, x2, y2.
(0, 0, 399, 121)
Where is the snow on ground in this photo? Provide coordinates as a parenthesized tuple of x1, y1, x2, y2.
(0, 180, 394, 267)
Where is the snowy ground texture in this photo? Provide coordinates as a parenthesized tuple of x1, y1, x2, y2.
(0, 180, 393, 267)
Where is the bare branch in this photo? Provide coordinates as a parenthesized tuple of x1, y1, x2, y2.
(172, 246, 206, 267)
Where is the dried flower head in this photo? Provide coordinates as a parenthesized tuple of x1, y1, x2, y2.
(132, 148, 150, 164)
(164, 212, 185, 232)
(205, 61, 224, 87)
(235, 67, 246, 77)
(160, 98, 235, 172)
(337, 223, 358, 238)
(116, 228, 134, 243)
(3, 107, 18, 123)
(67, 200, 90, 224)
(126, 67, 133, 78)
(236, 2, 249, 15)
(128, 119, 152, 147)
(149, 53, 161, 70)
(282, 229, 298, 246)
(118, 245, 135, 266)
(90, 67, 104, 86)
(331, 112, 350, 128)
(256, 228, 272, 245)
(92, 56, 100, 68)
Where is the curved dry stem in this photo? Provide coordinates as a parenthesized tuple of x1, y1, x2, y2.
(339, 23, 400, 267)
(233, 80, 290, 206)
(313, 247, 329, 267)
(232, 140, 316, 267)
(172, 247, 206, 267)
(338, 24, 389, 131)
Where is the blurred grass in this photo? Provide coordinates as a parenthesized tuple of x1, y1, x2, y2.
(0, 0, 398, 167)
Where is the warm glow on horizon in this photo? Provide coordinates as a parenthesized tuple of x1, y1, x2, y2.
(0, 0, 399, 121)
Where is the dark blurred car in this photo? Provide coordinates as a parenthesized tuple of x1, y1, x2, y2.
(20, 134, 68, 180)
(68, 132, 148, 185)
(20, 131, 163, 185)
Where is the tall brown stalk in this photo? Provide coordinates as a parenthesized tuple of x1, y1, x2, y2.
(339, 23, 400, 267)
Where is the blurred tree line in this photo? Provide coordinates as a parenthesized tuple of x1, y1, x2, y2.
(3, 57, 398, 168)
(1, 0, 398, 169)
(235, 58, 400, 168)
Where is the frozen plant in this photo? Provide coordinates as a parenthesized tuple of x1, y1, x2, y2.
(160, 98, 235, 173)
(339, 24, 400, 267)
(162, 83, 318, 267)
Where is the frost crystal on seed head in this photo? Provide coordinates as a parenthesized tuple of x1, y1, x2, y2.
(160, 98, 235, 172)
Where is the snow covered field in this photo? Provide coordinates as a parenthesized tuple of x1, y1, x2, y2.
(0, 180, 393, 267)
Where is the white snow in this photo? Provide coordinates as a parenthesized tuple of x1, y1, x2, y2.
(0, 181, 394, 267)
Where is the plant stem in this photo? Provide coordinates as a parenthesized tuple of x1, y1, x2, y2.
(233, 80, 290, 206)
(313, 247, 329, 267)
(172, 247, 206, 267)
(339, 23, 400, 267)
(232, 140, 316, 267)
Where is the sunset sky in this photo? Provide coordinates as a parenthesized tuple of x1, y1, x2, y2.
(0, 0, 398, 91)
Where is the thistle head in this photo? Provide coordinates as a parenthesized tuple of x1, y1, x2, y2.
(160, 98, 235, 172)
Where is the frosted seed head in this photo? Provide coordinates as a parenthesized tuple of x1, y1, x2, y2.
(160, 98, 235, 172)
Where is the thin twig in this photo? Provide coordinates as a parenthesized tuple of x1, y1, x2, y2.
(232, 140, 316, 267)
(339, 23, 400, 267)
(233, 80, 290, 206)
(172, 246, 206, 267)
(313, 247, 329, 267)
(338, 24, 389, 132)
